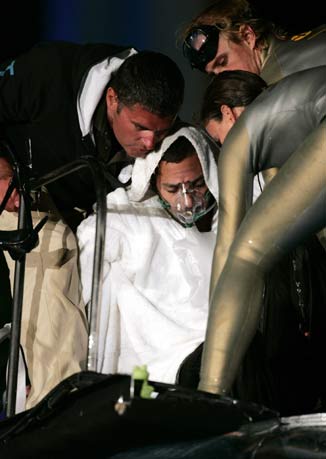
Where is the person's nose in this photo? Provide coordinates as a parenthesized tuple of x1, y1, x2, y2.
(205, 59, 221, 76)
(207, 66, 222, 76)
(141, 131, 156, 150)
(183, 191, 194, 209)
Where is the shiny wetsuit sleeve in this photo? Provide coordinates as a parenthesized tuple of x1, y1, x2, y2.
(200, 119, 326, 395)
(209, 120, 253, 298)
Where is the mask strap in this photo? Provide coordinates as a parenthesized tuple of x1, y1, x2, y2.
(157, 195, 171, 209)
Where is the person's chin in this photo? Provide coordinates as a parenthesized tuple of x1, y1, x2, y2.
(126, 148, 150, 159)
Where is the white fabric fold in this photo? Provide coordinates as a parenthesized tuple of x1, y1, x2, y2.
(129, 125, 219, 203)
(77, 48, 137, 137)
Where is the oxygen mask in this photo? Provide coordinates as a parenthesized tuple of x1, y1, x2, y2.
(172, 182, 207, 226)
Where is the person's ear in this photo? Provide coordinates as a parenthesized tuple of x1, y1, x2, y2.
(106, 87, 119, 111)
(239, 24, 257, 49)
(221, 104, 236, 122)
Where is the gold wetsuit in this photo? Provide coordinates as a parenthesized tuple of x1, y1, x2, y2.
(200, 66, 326, 394)
(260, 25, 326, 84)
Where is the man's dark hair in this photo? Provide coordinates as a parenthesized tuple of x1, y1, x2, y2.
(200, 69, 267, 124)
(109, 51, 185, 118)
(161, 136, 196, 164)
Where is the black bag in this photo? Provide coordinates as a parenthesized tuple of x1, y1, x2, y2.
(0, 371, 277, 459)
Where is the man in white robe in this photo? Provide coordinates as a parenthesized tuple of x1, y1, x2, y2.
(77, 124, 219, 385)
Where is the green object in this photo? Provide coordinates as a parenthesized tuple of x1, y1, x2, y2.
(140, 381, 154, 399)
(132, 365, 154, 399)
(132, 365, 149, 381)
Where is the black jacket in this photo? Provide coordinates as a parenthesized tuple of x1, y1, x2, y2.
(0, 41, 133, 212)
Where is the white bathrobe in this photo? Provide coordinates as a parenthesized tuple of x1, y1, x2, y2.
(77, 125, 219, 383)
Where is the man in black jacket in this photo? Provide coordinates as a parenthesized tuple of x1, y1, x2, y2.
(0, 42, 184, 221)
(0, 42, 185, 410)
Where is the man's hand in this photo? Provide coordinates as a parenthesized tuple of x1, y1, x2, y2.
(0, 157, 19, 212)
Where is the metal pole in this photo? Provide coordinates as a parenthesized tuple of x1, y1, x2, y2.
(31, 157, 107, 372)
(5, 198, 27, 417)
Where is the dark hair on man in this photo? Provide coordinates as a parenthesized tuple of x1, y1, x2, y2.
(200, 69, 267, 124)
(161, 136, 196, 164)
(109, 51, 185, 118)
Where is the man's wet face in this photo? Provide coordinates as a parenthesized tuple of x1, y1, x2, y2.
(204, 32, 260, 75)
(107, 89, 175, 158)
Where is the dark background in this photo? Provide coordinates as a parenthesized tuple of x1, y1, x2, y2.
(0, 1, 323, 122)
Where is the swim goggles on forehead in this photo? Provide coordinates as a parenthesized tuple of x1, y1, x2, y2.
(183, 25, 220, 72)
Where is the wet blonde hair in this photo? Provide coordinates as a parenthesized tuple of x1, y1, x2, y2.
(178, 0, 285, 49)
